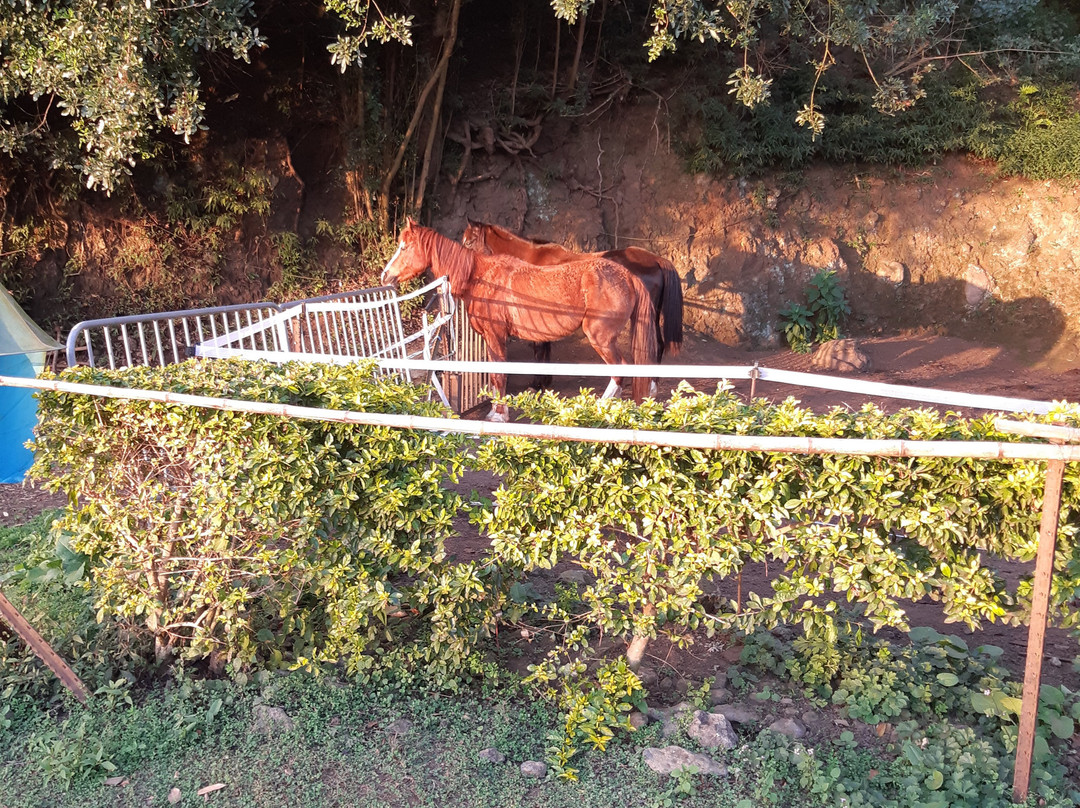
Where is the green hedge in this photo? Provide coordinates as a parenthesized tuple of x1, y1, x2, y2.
(26, 362, 1080, 682)
(29, 360, 495, 684)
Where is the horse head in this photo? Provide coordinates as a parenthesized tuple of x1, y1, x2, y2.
(461, 220, 491, 254)
(381, 218, 428, 287)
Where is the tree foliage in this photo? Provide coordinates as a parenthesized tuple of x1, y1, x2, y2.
(640, 0, 1080, 137)
(0, 0, 264, 193)
(29, 360, 493, 682)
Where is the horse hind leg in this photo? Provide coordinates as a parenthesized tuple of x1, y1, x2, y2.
(581, 319, 626, 401)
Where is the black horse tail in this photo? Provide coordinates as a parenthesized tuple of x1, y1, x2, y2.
(657, 257, 684, 358)
(630, 277, 659, 403)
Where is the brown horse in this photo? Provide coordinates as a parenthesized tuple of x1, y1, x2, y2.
(381, 219, 658, 421)
(462, 220, 683, 386)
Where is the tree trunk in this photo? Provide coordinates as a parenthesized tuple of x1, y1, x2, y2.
(586, 0, 607, 98)
(343, 69, 374, 220)
(626, 602, 656, 671)
(551, 19, 561, 100)
(415, 0, 461, 216)
(378, 0, 462, 228)
(510, 5, 525, 118)
(565, 9, 588, 100)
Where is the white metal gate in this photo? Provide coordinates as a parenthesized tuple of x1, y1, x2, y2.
(65, 281, 492, 413)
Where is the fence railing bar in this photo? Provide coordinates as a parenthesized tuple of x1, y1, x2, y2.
(1, 374, 1075, 461)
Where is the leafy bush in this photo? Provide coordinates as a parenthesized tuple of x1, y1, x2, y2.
(680, 67, 1080, 180)
(780, 269, 851, 352)
(29, 360, 496, 685)
(967, 83, 1080, 179)
(478, 386, 1080, 677)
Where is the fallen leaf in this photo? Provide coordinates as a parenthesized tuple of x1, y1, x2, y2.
(104, 776, 125, 786)
(197, 783, 225, 797)
(168, 787, 182, 804)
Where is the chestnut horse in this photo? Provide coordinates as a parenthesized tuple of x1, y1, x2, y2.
(381, 219, 658, 421)
(462, 220, 683, 386)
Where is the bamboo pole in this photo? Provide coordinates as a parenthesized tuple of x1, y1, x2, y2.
(0, 588, 88, 704)
(3, 374, 1080, 462)
(1011, 456, 1065, 803)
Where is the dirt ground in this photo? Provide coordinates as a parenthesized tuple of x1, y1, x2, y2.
(2, 329, 1079, 690)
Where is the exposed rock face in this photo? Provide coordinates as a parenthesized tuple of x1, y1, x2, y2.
(437, 115, 1080, 362)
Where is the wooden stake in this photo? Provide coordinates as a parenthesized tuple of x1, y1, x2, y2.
(0, 588, 88, 704)
(1011, 457, 1065, 803)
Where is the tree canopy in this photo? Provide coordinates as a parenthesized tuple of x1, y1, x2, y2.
(1, 0, 1077, 196)
(0, 0, 264, 192)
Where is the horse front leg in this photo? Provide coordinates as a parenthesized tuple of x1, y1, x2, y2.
(485, 338, 511, 422)
(531, 341, 554, 389)
(488, 372, 509, 421)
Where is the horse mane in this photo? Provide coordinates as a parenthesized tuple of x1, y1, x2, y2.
(417, 223, 476, 295)
(476, 221, 556, 248)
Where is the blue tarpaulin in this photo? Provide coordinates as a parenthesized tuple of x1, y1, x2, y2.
(0, 287, 60, 483)
(0, 352, 39, 483)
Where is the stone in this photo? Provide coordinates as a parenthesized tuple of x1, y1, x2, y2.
(810, 339, 872, 373)
(520, 760, 548, 778)
(629, 711, 650, 730)
(709, 687, 732, 706)
(478, 747, 506, 764)
(648, 701, 694, 738)
(637, 667, 659, 688)
(686, 710, 739, 750)
(768, 718, 807, 740)
(877, 260, 907, 286)
(711, 672, 728, 689)
(557, 569, 587, 584)
(642, 746, 727, 777)
(710, 703, 758, 724)
(252, 704, 296, 735)
(385, 718, 413, 736)
(964, 263, 993, 308)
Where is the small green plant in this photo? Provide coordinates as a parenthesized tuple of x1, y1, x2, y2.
(780, 269, 850, 352)
(30, 715, 118, 789)
(689, 677, 713, 711)
(652, 763, 700, 806)
(268, 231, 322, 299)
(779, 301, 815, 353)
(537, 656, 644, 781)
